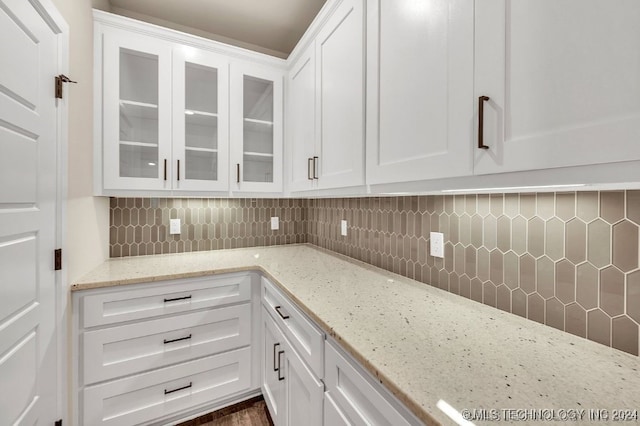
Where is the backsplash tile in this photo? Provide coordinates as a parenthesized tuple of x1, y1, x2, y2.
(306, 191, 640, 356)
(109, 197, 307, 257)
(109, 191, 640, 356)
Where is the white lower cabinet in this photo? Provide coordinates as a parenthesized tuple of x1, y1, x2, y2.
(74, 272, 421, 425)
(324, 340, 420, 426)
(73, 272, 260, 426)
(83, 347, 252, 426)
(324, 392, 351, 426)
(261, 307, 324, 426)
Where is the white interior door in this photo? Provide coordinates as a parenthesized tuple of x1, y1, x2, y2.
(475, 0, 640, 174)
(0, 0, 62, 424)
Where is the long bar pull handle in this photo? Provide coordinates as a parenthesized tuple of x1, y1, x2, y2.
(274, 305, 290, 320)
(308, 158, 314, 180)
(177, 159, 180, 181)
(478, 96, 490, 150)
(164, 382, 192, 395)
(313, 156, 319, 179)
(277, 351, 285, 381)
(236, 163, 240, 183)
(273, 343, 280, 372)
(163, 334, 192, 344)
(164, 295, 192, 303)
(164, 159, 168, 180)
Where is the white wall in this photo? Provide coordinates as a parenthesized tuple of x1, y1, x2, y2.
(51, 0, 110, 284)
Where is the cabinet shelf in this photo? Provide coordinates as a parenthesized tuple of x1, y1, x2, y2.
(120, 140, 159, 148)
(120, 100, 159, 121)
(244, 118, 273, 125)
(186, 111, 218, 127)
(186, 146, 218, 153)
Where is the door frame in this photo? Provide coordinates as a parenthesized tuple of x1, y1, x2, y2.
(31, 0, 69, 423)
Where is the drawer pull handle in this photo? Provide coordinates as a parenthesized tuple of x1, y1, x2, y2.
(273, 343, 280, 372)
(277, 350, 285, 381)
(164, 334, 192, 344)
(164, 382, 192, 395)
(478, 95, 490, 150)
(164, 295, 192, 303)
(274, 306, 290, 320)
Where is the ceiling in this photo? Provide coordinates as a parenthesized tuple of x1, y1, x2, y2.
(105, 0, 327, 58)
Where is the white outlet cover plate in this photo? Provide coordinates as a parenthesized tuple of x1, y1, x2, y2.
(430, 232, 444, 258)
(341, 220, 348, 236)
(170, 218, 181, 235)
(271, 217, 279, 230)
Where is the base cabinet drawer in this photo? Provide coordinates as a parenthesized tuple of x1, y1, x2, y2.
(325, 341, 415, 426)
(81, 273, 252, 327)
(262, 277, 324, 378)
(83, 303, 251, 384)
(83, 347, 252, 426)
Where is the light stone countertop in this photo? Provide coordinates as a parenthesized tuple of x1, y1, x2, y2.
(73, 244, 640, 426)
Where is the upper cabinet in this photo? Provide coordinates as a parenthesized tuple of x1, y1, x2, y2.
(365, 0, 474, 185)
(474, 0, 640, 175)
(94, 12, 286, 196)
(103, 31, 172, 191)
(230, 63, 284, 193)
(172, 47, 229, 192)
(287, 0, 365, 193)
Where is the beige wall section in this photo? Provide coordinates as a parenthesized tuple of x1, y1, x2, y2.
(52, 0, 110, 283)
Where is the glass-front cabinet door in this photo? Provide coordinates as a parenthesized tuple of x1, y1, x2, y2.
(173, 48, 229, 191)
(230, 64, 283, 193)
(103, 31, 172, 191)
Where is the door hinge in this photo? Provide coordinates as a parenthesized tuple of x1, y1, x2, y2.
(55, 420, 62, 426)
(54, 248, 62, 271)
(55, 74, 77, 99)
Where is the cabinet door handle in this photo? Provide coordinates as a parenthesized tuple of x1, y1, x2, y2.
(163, 334, 192, 344)
(177, 159, 180, 181)
(274, 305, 290, 320)
(308, 158, 313, 180)
(277, 350, 285, 381)
(236, 163, 240, 183)
(273, 342, 280, 372)
(163, 159, 168, 180)
(313, 156, 319, 179)
(163, 295, 192, 303)
(164, 382, 192, 395)
(478, 96, 490, 150)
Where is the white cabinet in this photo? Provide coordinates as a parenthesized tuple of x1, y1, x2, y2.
(95, 11, 286, 196)
(103, 30, 172, 191)
(73, 273, 260, 426)
(262, 308, 324, 426)
(324, 340, 419, 426)
(366, 0, 474, 185)
(102, 31, 229, 193)
(261, 277, 324, 426)
(287, 43, 316, 192)
(172, 47, 229, 191)
(474, 0, 640, 175)
(230, 63, 284, 193)
(287, 0, 365, 192)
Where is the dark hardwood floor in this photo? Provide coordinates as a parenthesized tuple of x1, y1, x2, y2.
(176, 396, 273, 426)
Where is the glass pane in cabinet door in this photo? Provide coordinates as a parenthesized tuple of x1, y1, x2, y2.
(119, 48, 159, 178)
(243, 76, 274, 183)
(185, 63, 219, 181)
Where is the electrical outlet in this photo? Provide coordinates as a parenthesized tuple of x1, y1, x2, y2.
(170, 218, 181, 235)
(341, 220, 348, 236)
(430, 232, 444, 258)
(271, 216, 279, 230)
